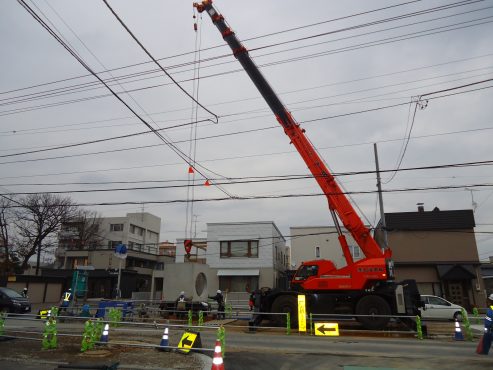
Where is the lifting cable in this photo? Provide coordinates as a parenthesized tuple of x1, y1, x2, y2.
(185, 9, 203, 242)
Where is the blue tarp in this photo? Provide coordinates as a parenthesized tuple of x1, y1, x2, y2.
(95, 300, 134, 318)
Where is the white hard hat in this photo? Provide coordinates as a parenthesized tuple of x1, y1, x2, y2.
(217, 289, 222, 294)
(488, 293, 493, 301)
(180, 291, 185, 295)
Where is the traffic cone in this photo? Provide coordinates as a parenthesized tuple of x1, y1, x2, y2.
(211, 339, 224, 370)
(453, 319, 464, 341)
(100, 323, 109, 343)
(158, 327, 169, 351)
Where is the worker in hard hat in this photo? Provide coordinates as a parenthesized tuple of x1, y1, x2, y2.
(209, 289, 225, 319)
(59, 288, 72, 314)
(479, 293, 493, 355)
(175, 291, 187, 320)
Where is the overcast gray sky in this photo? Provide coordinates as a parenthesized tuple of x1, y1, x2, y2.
(1, 0, 493, 260)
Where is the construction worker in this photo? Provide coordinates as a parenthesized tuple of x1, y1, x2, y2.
(248, 291, 255, 311)
(21, 287, 28, 298)
(480, 293, 493, 355)
(60, 288, 72, 313)
(209, 289, 225, 319)
(175, 291, 187, 319)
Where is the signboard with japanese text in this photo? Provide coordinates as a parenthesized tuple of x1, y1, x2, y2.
(297, 294, 306, 332)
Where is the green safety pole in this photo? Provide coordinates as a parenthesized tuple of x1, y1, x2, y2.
(0, 312, 5, 336)
(226, 303, 232, 319)
(42, 315, 57, 349)
(309, 313, 313, 336)
(188, 310, 193, 327)
(462, 308, 473, 341)
(50, 306, 59, 318)
(472, 307, 480, 325)
(415, 315, 423, 340)
(81, 320, 97, 352)
(108, 308, 122, 327)
(286, 312, 291, 335)
(92, 318, 104, 344)
(198, 310, 204, 329)
(218, 326, 226, 359)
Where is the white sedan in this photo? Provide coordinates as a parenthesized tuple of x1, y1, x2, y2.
(419, 295, 466, 321)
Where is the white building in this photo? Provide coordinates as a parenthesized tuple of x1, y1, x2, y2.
(290, 226, 363, 270)
(152, 221, 289, 302)
(55, 212, 164, 299)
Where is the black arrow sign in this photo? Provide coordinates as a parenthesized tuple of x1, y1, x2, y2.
(317, 324, 336, 335)
(181, 335, 194, 347)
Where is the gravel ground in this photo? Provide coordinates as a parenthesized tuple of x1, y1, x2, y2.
(0, 336, 209, 369)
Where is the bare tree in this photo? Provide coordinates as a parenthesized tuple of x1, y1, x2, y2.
(64, 208, 104, 250)
(0, 196, 17, 274)
(14, 193, 76, 275)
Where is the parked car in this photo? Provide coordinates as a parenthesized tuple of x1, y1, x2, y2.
(0, 287, 32, 314)
(419, 295, 466, 321)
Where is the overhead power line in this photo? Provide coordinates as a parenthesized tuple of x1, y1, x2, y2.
(16, 0, 234, 198)
(3, 183, 493, 208)
(3, 157, 493, 195)
(1, 52, 492, 139)
(0, 0, 429, 97)
(3, 158, 493, 187)
(101, 0, 218, 122)
(2, 1, 490, 116)
(1, 77, 491, 165)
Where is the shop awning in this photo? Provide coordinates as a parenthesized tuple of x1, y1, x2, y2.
(217, 269, 259, 276)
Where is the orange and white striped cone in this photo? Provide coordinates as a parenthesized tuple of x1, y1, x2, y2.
(100, 323, 109, 343)
(453, 319, 464, 341)
(158, 327, 169, 351)
(211, 339, 225, 370)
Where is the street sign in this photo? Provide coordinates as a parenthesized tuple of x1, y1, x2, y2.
(314, 322, 339, 336)
(177, 331, 202, 354)
(297, 294, 306, 332)
(115, 243, 127, 259)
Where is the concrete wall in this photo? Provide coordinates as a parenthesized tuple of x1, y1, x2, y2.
(7, 281, 62, 304)
(388, 230, 479, 262)
(153, 263, 216, 301)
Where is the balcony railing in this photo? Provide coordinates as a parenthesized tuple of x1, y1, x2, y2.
(57, 243, 159, 255)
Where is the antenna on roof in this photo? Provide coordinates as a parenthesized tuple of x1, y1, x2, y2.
(465, 188, 478, 212)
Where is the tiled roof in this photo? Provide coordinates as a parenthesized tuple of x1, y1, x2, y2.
(384, 209, 475, 231)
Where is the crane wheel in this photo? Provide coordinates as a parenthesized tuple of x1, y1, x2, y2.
(271, 295, 298, 328)
(355, 295, 391, 330)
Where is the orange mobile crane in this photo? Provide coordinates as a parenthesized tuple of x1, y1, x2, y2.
(194, 0, 422, 329)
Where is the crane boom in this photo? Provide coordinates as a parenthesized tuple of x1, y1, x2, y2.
(194, 0, 422, 331)
(194, 1, 389, 262)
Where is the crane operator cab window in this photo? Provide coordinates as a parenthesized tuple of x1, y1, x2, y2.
(294, 265, 319, 281)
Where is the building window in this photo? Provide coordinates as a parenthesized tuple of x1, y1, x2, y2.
(110, 224, 124, 232)
(349, 245, 361, 259)
(220, 240, 258, 258)
(219, 276, 259, 292)
(315, 246, 320, 258)
(108, 240, 122, 249)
